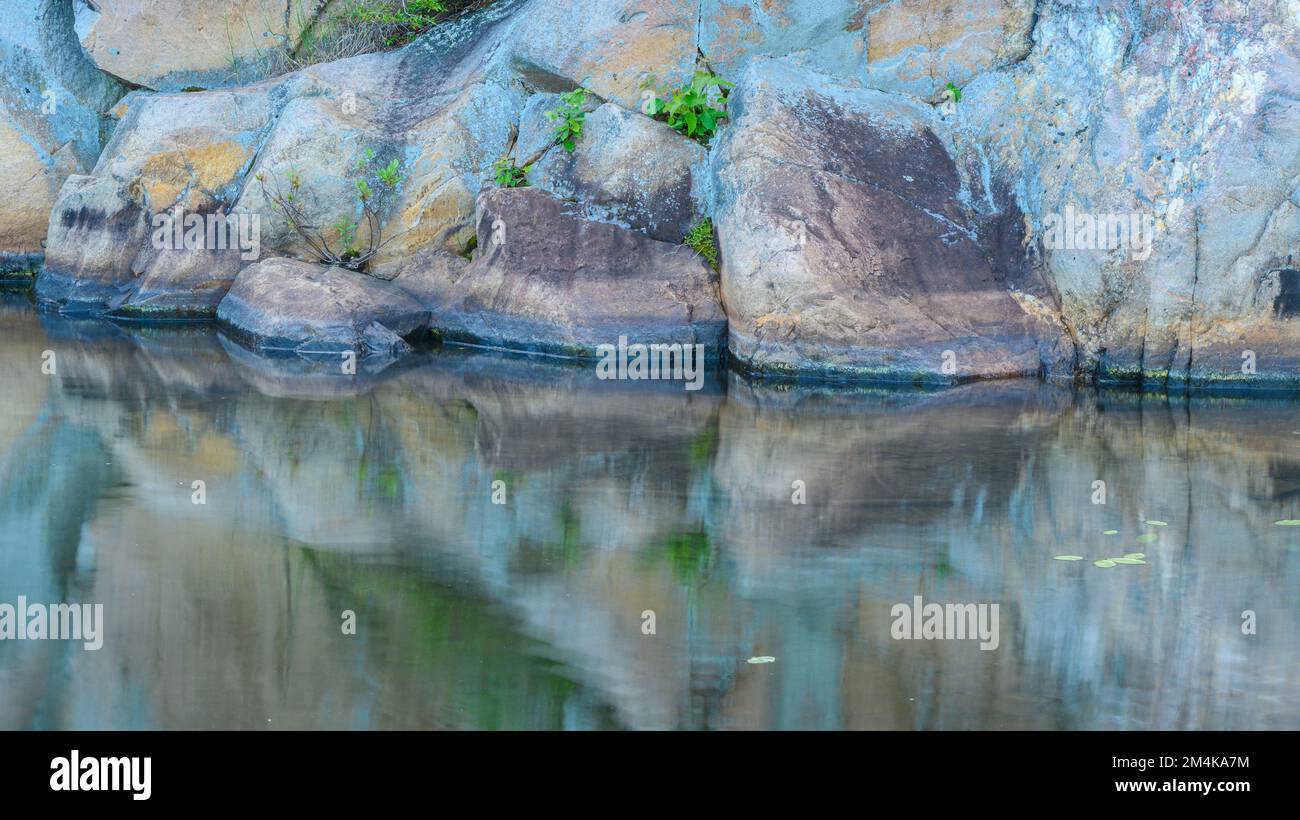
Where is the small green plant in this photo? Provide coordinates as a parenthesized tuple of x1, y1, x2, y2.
(257, 148, 405, 273)
(645, 72, 733, 143)
(459, 234, 478, 259)
(376, 158, 402, 186)
(684, 219, 718, 269)
(944, 82, 963, 103)
(331, 217, 361, 257)
(493, 156, 530, 188)
(546, 88, 588, 152)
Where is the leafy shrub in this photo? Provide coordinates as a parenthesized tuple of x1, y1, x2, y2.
(257, 148, 405, 274)
(493, 156, 530, 188)
(645, 72, 733, 143)
(684, 219, 718, 269)
(546, 88, 588, 152)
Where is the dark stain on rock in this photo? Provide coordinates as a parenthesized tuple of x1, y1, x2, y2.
(1274, 269, 1300, 318)
(59, 206, 108, 231)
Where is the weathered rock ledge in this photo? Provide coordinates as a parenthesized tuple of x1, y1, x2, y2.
(397, 188, 727, 360)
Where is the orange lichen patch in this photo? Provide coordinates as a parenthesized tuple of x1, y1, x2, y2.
(866, 0, 1005, 63)
(367, 175, 474, 275)
(139, 139, 251, 209)
(584, 29, 696, 105)
(754, 312, 801, 334)
(696, 2, 757, 69)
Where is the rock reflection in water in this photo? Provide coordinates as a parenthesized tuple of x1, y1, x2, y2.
(1, 294, 1297, 730)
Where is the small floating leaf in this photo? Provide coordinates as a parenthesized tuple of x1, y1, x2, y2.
(746, 656, 776, 664)
(1145, 520, 1168, 526)
(1136, 533, 1158, 543)
(1124, 552, 1146, 560)
(1053, 555, 1085, 561)
(1103, 530, 1119, 535)
(1275, 520, 1300, 526)
(1093, 559, 1116, 568)
(1112, 557, 1147, 565)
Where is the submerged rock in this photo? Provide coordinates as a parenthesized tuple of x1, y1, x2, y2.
(216, 257, 430, 356)
(711, 58, 1068, 383)
(400, 187, 726, 359)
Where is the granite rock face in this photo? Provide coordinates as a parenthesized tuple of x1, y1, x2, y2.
(0, 0, 125, 273)
(945, 0, 1300, 388)
(19, 0, 1300, 388)
(400, 187, 727, 359)
(698, 0, 1036, 100)
(711, 58, 1069, 383)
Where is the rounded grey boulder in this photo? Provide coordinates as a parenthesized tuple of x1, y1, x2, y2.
(217, 257, 430, 357)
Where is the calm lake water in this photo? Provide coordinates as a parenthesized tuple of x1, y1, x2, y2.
(1, 292, 1297, 730)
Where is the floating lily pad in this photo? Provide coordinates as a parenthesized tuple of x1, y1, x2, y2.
(1145, 520, 1168, 526)
(1136, 533, 1158, 543)
(1275, 520, 1300, 526)
(1053, 555, 1085, 561)
(1124, 552, 1145, 560)
(746, 656, 776, 664)
(1103, 530, 1119, 535)
(1093, 559, 1116, 568)
(1112, 557, 1147, 565)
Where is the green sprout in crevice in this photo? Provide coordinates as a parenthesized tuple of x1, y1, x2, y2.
(643, 71, 733, 143)
(546, 88, 588, 152)
(493, 155, 530, 188)
(684, 219, 719, 269)
(944, 82, 963, 104)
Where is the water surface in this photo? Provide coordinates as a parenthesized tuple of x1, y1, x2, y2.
(1, 293, 1297, 730)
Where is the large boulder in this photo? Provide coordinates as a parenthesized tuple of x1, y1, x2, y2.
(38, 86, 274, 315)
(74, 0, 331, 91)
(946, 0, 1300, 388)
(217, 257, 430, 356)
(0, 0, 125, 274)
(38, 1, 529, 314)
(524, 102, 707, 243)
(711, 58, 1068, 383)
(399, 187, 727, 359)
